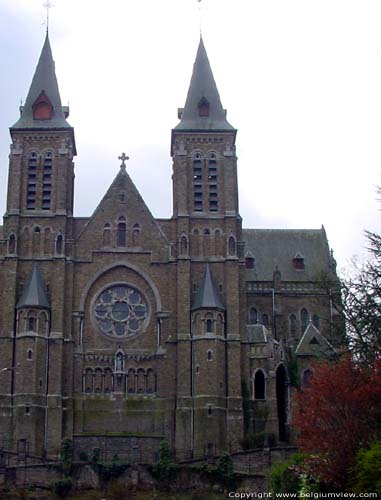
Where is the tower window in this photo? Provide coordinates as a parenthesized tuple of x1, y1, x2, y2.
(193, 153, 203, 211)
(28, 315, 36, 332)
(208, 153, 218, 211)
(8, 234, 16, 254)
(207, 350, 213, 361)
(293, 252, 305, 270)
(55, 234, 63, 255)
(42, 152, 53, 210)
(262, 314, 269, 328)
(27, 349, 33, 360)
(198, 97, 210, 117)
(117, 217, 127, 246)
(27, 152, 38, 210)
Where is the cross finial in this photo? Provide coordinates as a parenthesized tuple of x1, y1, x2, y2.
(118, 152, 130, 169)
(43, 1, 54, 32)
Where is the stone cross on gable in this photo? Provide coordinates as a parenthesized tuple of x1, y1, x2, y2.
(118, 152, 130, 169)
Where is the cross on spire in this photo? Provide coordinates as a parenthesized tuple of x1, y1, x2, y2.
(43, 1, 54, 32)
(118, 152, 130, 169)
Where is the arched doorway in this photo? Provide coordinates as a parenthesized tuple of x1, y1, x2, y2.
(276, 364, 288, 441)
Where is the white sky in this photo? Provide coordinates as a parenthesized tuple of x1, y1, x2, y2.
(1, 0, 381, 270)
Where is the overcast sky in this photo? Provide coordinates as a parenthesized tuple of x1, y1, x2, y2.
(1, 0, 381, 270)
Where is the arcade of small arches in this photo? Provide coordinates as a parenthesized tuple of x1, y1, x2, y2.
(192, 311, 225, 337)
(16, 309, 49, 336)
(247, 306, 320, 334)
(82, 366, 157, 395)
(178, 229, 237, 258)
(103, 218, 141, 248)
(7, 227, 64, 257)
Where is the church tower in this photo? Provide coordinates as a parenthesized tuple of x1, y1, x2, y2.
(172, 37, 244, 457)
(0, 33, 76, 456)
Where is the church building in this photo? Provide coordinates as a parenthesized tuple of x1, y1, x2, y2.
(0, 33, 339, 461)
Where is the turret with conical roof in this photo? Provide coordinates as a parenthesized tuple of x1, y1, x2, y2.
(17, 263, 50, 310)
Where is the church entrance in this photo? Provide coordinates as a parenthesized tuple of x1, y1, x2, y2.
(276, 364, 288, 442)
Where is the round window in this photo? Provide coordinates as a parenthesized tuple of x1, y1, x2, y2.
(93, 284, 149, 339)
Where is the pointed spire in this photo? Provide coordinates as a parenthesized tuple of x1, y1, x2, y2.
(12, 33, 71, 130)
(192, 264, 225, 310)
(175, 37, 234, 131)
(16, 264, 50, 310)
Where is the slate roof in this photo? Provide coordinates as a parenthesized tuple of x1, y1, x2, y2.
(295, 322, 335, 357)
(243, 227, 334, 282)
(11, 33, 71, 130)
(247, 324, 268, 343)
(175, 37, 235, 131)
(192, 264, 225, 310)
(16, 264, 50, 310)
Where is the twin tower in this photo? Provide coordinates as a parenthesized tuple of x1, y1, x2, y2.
(0, 32, 337, 460)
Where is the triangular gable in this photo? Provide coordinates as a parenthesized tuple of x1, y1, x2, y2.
(295, 322, 335, 357)
(76, 165, 169, 260)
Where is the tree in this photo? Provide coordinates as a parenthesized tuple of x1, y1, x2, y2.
(336, 230, 381, 364)
(293, 355, 381, 488)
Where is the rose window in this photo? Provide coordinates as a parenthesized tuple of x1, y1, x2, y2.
(94, 285, 149, 338)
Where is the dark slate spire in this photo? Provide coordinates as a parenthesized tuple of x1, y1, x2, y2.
(175, 37, 234, 131)
(12, 33, 71, 130)
(192, 264, 225, 310)
(16, 264, 50, 310)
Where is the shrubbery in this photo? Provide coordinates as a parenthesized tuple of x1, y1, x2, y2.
(241, 431, 276, 450)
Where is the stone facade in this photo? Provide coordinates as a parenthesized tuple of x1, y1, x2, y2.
(0, 34, 340, 461)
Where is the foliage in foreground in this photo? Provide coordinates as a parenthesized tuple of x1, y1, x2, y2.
(270, 453, 320, 494)
(351, 440, 381, 494)
(293, 355, 381, 488)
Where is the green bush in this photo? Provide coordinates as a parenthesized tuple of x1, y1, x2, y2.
(270, 453, 306, 493)
(54, 477, 72, 498)
(152, 439, 177, 481)
(352, 440, 381, 494)
(241, 431, 276, 449)
(92, 447, 101, 463)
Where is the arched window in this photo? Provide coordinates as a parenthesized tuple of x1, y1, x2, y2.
(206, 318, 213, 334)
(249, 307, 258, 325)
(104, 368, 113, 393)
(301, 308, 309, 334)
(32, 91, 53, 120)
(27, 349, 33, 360)
(42, 151, 53, 210)
(28, 314, 36, 332)
(38, 311, 49, 335)
(127, 369, 136, 393)
(289, 314, 297, 336)
(228, 236, 236, 256)
(208, 152, 218, 212)
(137, 368, 145, 393)
(254, 370, 266, 400)
(103, 223, 111, 246)
(179, 235, 188, 256)
(312, 314, 320, 330)
(146, 369, 156, 394)
(302, 369, 313, 387)
(245, 256, 255, 269)
(94, 368, 103, 393)
(8, 233, 16, 254)
(56, 234, 63, 255)
(203, 228, 211, 256)
(198, 96, 210, 117)
(207, 349, 213, 361)
(117, 217, 126, 246)
(262, 314, 269, 328)
(193, 152, 203, 211)
(132, 223, 140, 246)
(27, 152, 38, 210)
